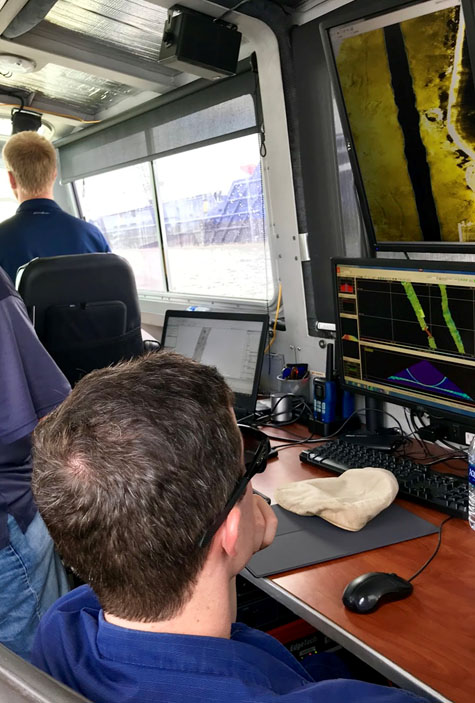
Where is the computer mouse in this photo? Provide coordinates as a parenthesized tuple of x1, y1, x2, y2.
(342, 571, 413, 614)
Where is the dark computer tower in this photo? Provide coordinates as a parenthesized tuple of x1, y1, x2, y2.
(236, 576, 330, 660)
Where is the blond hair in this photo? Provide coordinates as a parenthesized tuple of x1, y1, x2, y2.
(2, 131, 56, 195)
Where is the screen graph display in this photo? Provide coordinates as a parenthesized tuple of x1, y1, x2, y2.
(334, 259, 475, 419)
(162, 314, 265, 396)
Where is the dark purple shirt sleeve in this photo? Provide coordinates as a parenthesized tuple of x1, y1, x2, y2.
(0, 293, 71, 444)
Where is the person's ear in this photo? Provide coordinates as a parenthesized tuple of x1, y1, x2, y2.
(217, 505, 242, 558)
(8, 171, 16, 190)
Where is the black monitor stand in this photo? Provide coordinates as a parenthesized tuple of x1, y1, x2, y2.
(341, 397, 401, 451)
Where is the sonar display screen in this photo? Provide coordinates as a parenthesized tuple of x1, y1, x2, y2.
(335, 260, 475, 419)
(327, 0, 475, 248)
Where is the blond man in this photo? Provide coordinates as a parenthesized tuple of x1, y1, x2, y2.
(0, 131, 109, 283)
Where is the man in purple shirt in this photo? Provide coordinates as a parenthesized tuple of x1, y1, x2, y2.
(31, 353, 428, 703)
(0, 266, 70, 660)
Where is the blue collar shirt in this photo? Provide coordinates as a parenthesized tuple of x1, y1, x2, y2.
(0, 199, 110, 283)
(32, 586, 428, 703)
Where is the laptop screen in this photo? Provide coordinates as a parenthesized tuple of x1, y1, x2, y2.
(161, 311, 269, 416)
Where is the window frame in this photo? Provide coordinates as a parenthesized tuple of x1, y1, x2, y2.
(72, 136, 278, 317)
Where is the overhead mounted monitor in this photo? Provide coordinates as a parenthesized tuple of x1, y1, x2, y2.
(324, 0, 475, 252)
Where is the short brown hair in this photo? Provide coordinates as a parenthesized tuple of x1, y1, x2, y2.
(32, 352, 242, 622)
(3, 131, 56, 194)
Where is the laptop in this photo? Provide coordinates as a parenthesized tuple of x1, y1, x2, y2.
(161, 311, 269, 420)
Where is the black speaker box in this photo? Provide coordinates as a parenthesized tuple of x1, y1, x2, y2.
(11, 109, 41, 134)
(159, 9, 242, 80)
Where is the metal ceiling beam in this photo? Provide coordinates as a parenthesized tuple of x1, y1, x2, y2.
(0, 91, 97, 123)
(0, 20, 178, 93)
(0, 0, 29, 34)
(94, 90, 161, 122)
(146, 0, 227, 19)
(293, 0, 356, 24)
(22, 95, 99, 123)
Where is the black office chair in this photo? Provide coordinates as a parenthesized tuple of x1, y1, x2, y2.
(17, 253, 147, 385)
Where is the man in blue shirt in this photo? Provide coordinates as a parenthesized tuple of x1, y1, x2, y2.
(31, 353, 428, 703)
(0, 266, 70, 660)
(0, 131, 110, 283)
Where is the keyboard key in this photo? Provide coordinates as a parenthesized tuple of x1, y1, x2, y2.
(300, 440, 468, 520)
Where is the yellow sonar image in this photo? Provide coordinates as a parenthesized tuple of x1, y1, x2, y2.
(332, 2, 475, 244)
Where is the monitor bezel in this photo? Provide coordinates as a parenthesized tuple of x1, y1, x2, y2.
(321, 0, 475, 254)
(332, 256, 475, 425)
(160, 310, 269, 413)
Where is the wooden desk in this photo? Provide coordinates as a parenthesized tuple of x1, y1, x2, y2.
(248, 433, 474, 703)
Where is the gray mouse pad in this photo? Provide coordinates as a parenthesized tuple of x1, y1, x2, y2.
(247, 503, 439, 578)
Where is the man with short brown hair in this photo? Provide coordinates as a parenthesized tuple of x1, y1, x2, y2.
(31, 353, 430, 703)
(0, 131, 109, 283)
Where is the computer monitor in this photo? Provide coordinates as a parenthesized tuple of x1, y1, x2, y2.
(333, 258, 475, 425)
(323, 0, 475, 252)
(160, 310, 269, 419)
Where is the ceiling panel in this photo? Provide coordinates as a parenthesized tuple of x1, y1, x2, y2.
(45, 0, 167, 63)
(0, 62, 138, 115)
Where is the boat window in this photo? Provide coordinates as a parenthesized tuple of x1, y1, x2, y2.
(76, 134, 273, 302)
(153, 134, 271, 301)
(75, 162, 166, 292)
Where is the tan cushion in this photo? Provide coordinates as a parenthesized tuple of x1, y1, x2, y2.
(275, 468, 399, 531)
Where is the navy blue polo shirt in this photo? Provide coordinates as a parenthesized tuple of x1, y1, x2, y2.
(0, 267, 70, 547)
(0, 198, 110, 283)
(32, 586, 429, 703)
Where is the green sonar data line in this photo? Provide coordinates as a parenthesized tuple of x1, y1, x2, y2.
(401, 281, 437, 350)
(439, 284, 465, 354)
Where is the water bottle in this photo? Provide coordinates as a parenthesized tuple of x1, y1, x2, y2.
(469, 436, 475, 530)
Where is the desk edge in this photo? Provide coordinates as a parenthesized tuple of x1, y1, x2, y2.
(241, 568, 452, 703)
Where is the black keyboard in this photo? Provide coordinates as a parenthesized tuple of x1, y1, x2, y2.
(300, 440, 468, 520)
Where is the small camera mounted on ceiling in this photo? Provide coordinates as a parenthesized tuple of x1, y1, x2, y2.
(11, 107, 41, 134)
